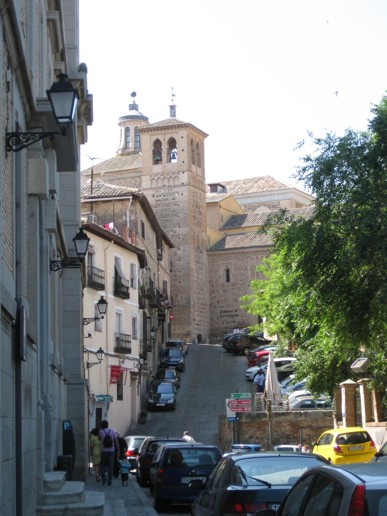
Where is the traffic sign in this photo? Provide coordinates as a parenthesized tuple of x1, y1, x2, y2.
(231, 393, 251, 399)
(226, 398, 251, 413)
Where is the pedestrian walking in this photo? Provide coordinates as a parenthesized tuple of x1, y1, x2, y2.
(253, 369, 265, 393)
(98, 420, 119, 486)
(182, 431, 195, 442)
(119, 459, 131, 486)
(90, 427, 101, 482)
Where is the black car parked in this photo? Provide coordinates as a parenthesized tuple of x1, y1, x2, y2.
(223, 329, 271, 355)
(154, 367, 181, 388)
(146, 380, 177, 411)
(136, 436, 185, 486)
(159, 348, 185, 371)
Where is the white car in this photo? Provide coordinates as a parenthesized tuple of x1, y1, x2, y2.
(245, 357, 297, 381)
(273, 444, 301, 452)
(280, 377, 307, 395)
(289, 395, 332, 410)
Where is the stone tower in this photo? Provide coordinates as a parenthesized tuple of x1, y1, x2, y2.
(139, 102, 210, 342)
(117, 92, 149, 155)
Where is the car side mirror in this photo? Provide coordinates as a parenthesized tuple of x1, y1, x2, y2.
(374, 452, 383, 458)
(312, 442, 317, 447)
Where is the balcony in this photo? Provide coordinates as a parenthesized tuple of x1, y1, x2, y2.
(114, 275, 130, 299)
(114, 333, 132, 354)
(87, 265, 105, 290)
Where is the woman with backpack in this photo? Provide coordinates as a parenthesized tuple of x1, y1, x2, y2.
(98, 420, 119, 485)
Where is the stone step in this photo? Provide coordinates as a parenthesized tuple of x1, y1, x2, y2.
(37, 490, 105, 516)
(42, 480, 86, 505)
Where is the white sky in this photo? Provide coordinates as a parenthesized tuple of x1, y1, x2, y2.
(79, 0, 387, 189)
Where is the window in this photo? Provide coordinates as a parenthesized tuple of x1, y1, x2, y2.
(191, 139, 195, 165)
(134, 126, 140, 150)
(130, 263, 137, 288)
(117, 374, 123, 401)
(141, 220, 145, 238)
(167, 137, 177, 163)
(125, 127, 130, 148)
(115, 310, 123, 334)
(153, 139, 162, 164)
(132, 316, 138, 339)
(226, 268, 230, 283)
(196, 142, 201, 167)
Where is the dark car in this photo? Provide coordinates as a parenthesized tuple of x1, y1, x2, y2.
(146, 380, 177, 411)
(191, 452, 329, 515)
(123, 435, 147, 470)
(154, 367, 181, 388)
(165, 338, 188, 355)
(256, 462, 387, 516)
(149, 442, 222, 512)
(136, 436, 185, 486)
(223, 331, 271, 355)
(373, 441, 387, 462)
(159, 348, 185, 371)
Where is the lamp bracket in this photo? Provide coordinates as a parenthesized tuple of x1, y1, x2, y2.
(83, 316, 103, 326)
(6, 131, 61, 153)
(87, 361, 101, 369)
(50, 257, 82, 272)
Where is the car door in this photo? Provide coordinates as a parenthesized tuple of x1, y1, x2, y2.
(193, 459, 230, 515)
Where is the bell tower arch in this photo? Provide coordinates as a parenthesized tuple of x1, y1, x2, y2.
(140, 104, 209, 342)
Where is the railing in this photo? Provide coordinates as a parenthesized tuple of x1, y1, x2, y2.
(113, 275, 130, 299)
(114, 333, 132, 354)
(86, 265, 105, 290)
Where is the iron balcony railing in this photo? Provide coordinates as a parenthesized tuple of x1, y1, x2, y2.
(86, 265, 105, 290)
(114, 333, 132, 354)
(113, 275, 130, 299)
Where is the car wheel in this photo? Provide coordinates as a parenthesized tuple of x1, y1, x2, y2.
(154, 495, 166, 513)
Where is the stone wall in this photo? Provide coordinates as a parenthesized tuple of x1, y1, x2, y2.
(218, 411, 334, 453)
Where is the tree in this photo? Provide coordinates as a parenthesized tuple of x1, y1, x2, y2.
(242, 97, 387, 396)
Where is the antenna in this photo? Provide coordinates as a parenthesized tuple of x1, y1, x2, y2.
(85, 155, 102, 198)
(171, 87, 176, 103)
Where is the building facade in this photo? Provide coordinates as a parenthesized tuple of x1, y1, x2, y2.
(1, 1, 93, 513)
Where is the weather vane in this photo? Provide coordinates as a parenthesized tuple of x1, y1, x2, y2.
(171, 87, 176, 103)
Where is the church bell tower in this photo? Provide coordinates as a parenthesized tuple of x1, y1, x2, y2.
(139, 101, 209, 342)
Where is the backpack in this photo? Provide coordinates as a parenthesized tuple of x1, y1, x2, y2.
(103, 430, 113, 448)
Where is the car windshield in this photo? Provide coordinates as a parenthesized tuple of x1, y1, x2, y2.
(156, 383, 173, 393)
(235, 456, 325, 485)
(165, 448, 219, 468)
(167, 349, 182, 357)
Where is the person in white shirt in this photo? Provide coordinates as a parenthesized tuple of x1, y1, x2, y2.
(182, 431, 195, 442)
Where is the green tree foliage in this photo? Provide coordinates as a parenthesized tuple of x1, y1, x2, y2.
(242, 97, 387, 395)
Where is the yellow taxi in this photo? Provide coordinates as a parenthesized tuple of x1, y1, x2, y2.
(312, 426, 376, 464)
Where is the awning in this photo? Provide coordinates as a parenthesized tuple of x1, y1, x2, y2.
(109, 365, 133, 384)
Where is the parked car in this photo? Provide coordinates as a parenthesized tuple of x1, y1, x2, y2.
(123, 435, 147, 470)
(154, 367, 181, 388)
(247, 346, 293, 368)
(280, 376, 307, 395)
(146, 380, 177, 411)
(373, 441, 387, 462)
(289, 395, 332, 410)
(256, 462, 387, 516)
(312, 426, 376, 464)
(191, 451, 329, 515)
(136, 436, 185, 486)
(149, 442, 222, 512)
(224, 330, 271, 355)
(223, 443, 262, 457)
(164, 338, 188, 355)
(274, 444, 302, 452)
(245, 357, 297, 381)
(159, 348, 185, 371)
(276, 361, 297, 382)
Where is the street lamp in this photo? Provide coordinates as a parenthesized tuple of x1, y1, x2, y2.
(86, 347, 105, 369)
(83, 296, 108, 326)
(50, 227, 90, 272)
(6, 74, 78, 152)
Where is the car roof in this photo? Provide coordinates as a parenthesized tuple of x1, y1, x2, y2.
(320, 426, 368, 435)
(227, 451, 328, 462)
(301, 462, 387, 483)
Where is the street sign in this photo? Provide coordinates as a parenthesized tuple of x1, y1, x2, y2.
(231, 393, 251, 399)
(226, 398, 251, 413)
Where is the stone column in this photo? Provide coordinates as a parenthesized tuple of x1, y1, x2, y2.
(357, 379, 372, 427)
(339, 380, 357, 427)
(332, 386, 342, 427)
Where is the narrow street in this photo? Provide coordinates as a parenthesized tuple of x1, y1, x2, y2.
(129, 341, 254, 514)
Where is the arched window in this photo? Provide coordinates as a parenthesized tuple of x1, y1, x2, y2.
(196, 143, 201, 167)
(153, 139, 162, 164)
(226, 268, 230, 283)
(134, 127, 140, 150)
(191, 139, 195, 165)
(167, 137, 177, 163)
(125, 127, 130, 148)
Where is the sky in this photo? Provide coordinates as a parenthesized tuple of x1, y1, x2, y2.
(79, 0, 387, 190)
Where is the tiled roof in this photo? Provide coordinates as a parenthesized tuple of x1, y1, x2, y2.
(206, 193, 233, 203)
(221, 205, 315, 230)
(81, 182, 140, 200)
(141, 118, 208, 137)
(82, 154, 142, 175)
(207, 175, 291, 195)
(209, 232, 273, 251)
